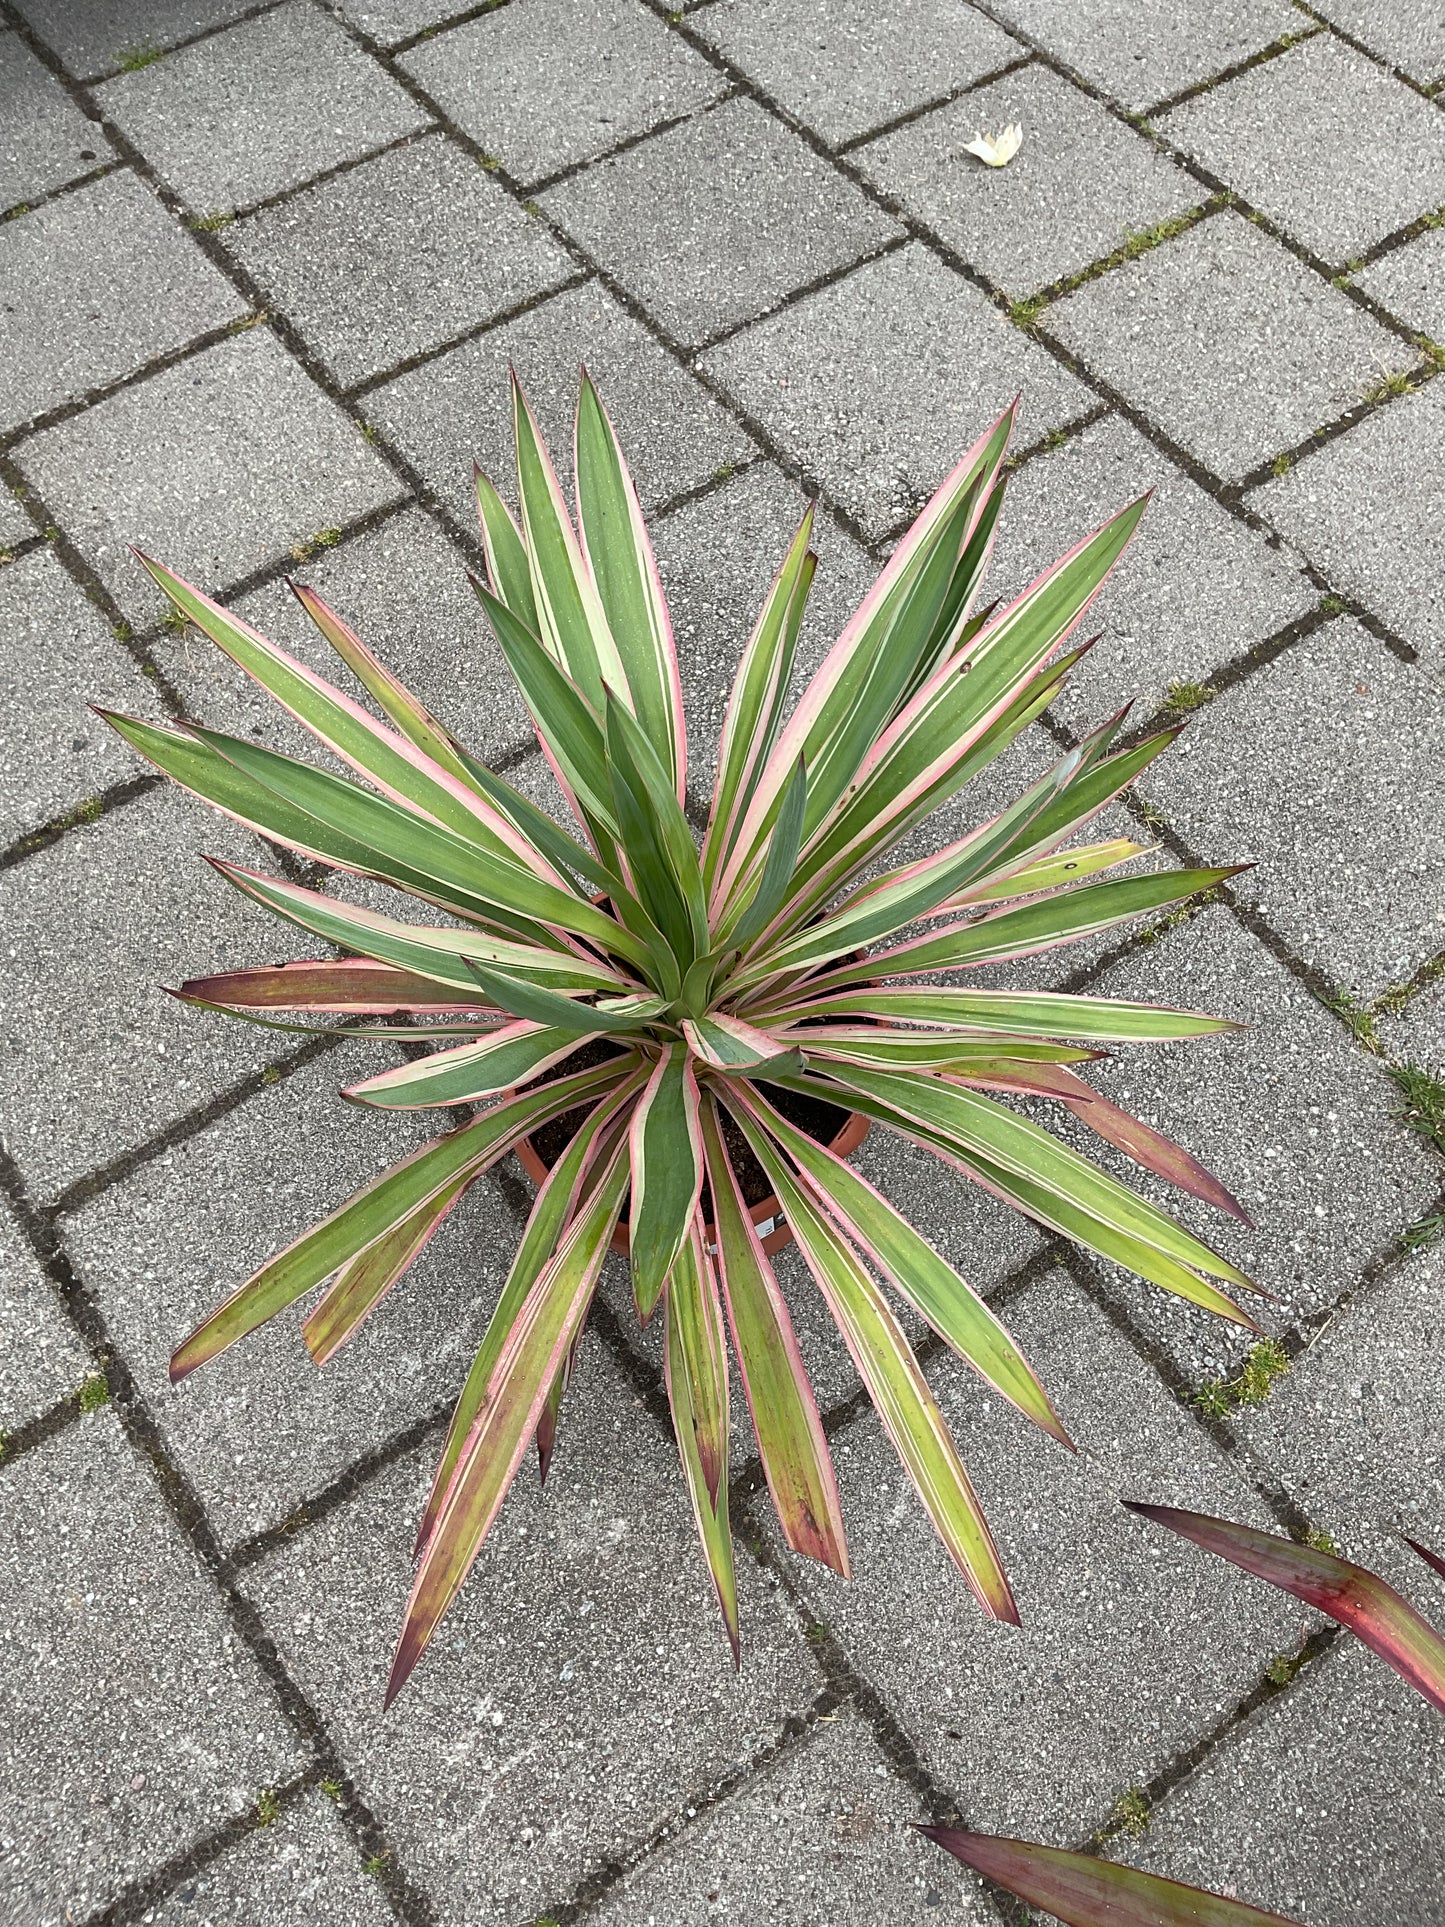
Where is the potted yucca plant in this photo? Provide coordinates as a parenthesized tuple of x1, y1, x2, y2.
(100, 376, 1257, 1704)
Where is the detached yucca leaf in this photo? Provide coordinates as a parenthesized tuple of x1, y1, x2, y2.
(1126, 1504, 1445, 1717)
(105, 377, 1260, 1696)
(921, 1829, 1308, 1926)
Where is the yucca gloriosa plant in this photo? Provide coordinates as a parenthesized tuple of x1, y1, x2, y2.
(100, 374, 1259, 1705)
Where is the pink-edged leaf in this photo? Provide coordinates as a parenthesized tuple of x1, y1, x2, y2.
(174, 959, 499, 1013)
(386, 1139, 632, 1705)
(1041, 1066, 1251, 1224)
(921, 1829, 1308, 1927)
(1407, 1538, 1445, 1587)
(715, 405, 1017, 908)
(302, 1171, 473, 1365)
(575, 367, 686, 799)
(135, 550, 564, 880)
(341, 1021, 600, 1111)
(628, 1045, 704, 1321)
(681, 1011, 793, 1071)
(698, 1095, 849, 1577)
(1125, 1503, 1445, 1717)
(415, 1071, 646, 1559)
(664, 1216, 739, 1662)
(170, 1056, 627, 1383)
(535, 1321, 585, 1485)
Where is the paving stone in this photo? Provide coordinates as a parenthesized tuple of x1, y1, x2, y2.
(1127, 1640, 1445, 1926)
(226, 136, 573, 391)
(1355, 226, 1445, 342)
(1075, 907, 1437, 1381)
(986, 413, 1315, 727)
(856, 63, 1201, 295)
(16, 331, 405, 626)
(0, 1413, 300, 1924)
(0, 30, 111, 210)
(0, 785, 284, 1200)
(148, 1788, 393, 1927)
(1048, 211, 1415, 482)
(650, 461, 875, 801)
(94, 4, 427, 214)
(10, 0, 257, 81)
(242, 1338, 821, 1926)
(541, 98, 902, 348)
(695, 0, 1022, 148)
(977, 0, 1302, 115)
(0, 547, 164, 846)
(0, 1209, 87, 1430)
(1143, 618, 1445, 995)
(0, 488, 31, 547)
(367, 280, 752, 523)
(772, 1266, 1301, 1839)
(402, 0, 725, 183)
(1254, 379, 1445, 661)
(332, 0, 466, 45)
(703, 244, 1091, 539)
(1382, 977, 1445, 1074)
(1303, 1, 1445, 88)
(1161, 37, 1445, 268)
(591, 1709, 986, 1926)
(155, 507, 536, 767)
(1235, 1245, 1443, 1595)
(0, 173, 244, 433)
(67, 1051, 525, 1549)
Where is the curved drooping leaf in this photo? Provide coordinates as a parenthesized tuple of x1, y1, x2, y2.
(921, 1829, 1308, 1926)
(1126, 1504, 1445, 1717)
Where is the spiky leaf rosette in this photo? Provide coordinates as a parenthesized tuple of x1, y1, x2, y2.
(101, 376, 1257, 1703)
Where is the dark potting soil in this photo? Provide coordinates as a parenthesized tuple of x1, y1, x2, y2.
(519, 1037, 853, 1211)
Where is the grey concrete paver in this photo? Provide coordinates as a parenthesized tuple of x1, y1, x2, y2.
(1308, 1, 1445, 86)
(1235, 1245, 1444, 1595)
(0, 30, 110, 210)
(774, 1268, 1302, 1839)
(0, 1412, 301, 1926)
(67, 1052, 521, 1549)
(1355, 226, 1445, 342)
(154, 506, 536, 766)
(147, 1789, 394, 1927)
(1076, 907, 1437, 1381)
(95, 3, 428, 214)
(367, 280, 752, 522)
(225, 136, 573, 390)
(0, 546, 163, 845)
(695, 0, 1023, 149)
(977, 0, 1303, 114)
(16, 331, 406, 626)
(333, 0, 468, 46)
(1160, 36, 1445, 267)
(0, 172, 244, 433)
(11, 0, 258, 82)
(987, 412, 1316, 727)
(541, 98, 903, 348)
(0, 1210, 87, 1430)
(1254, 379, 1445, 661)
(1144, 618, 1445, 996)
(590, 1709, 985, 1926)
(856, 63, 1201, 295)
(0, 785, 283, 1200)
(0, 489, 31, 547)
(401, 0, 726, 183)
(702, 243, 1091, 538)
(243, 1339, 823, 1926)
(1047, 210, 1415, 482)
(1127, 1641, 1445, 1926)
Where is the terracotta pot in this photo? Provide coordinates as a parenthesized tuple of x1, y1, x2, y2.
(515, 1102, 871, 1258)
